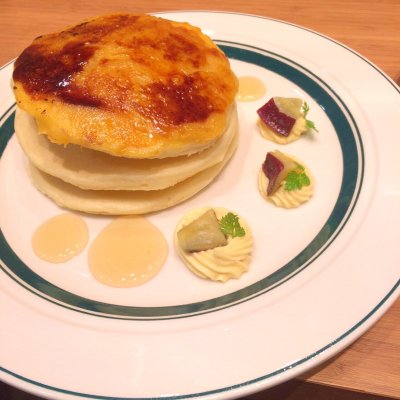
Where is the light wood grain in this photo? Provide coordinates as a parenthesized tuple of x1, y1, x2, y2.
(301, 299, 400, 399)
(1, 0, 400, 81)
(0, 1, 399, 399)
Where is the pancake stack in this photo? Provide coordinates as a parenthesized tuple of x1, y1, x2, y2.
(12, 14, 238, 215)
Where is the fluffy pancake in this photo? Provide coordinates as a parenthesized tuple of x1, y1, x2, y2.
(12, 13, 238, 159)
(28, 124, 239, 215)
(15, 104, 237, 190)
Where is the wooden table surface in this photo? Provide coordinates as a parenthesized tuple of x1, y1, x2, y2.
(0, 1, 399, 399)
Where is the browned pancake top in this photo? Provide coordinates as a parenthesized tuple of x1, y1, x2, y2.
(13, 14, 238, 158)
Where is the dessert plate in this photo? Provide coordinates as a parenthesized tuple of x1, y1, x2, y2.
(0, 11, 399, 400)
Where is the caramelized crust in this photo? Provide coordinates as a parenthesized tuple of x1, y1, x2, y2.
(13, 14, 238, 158)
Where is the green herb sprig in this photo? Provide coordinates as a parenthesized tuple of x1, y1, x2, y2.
(219, 212, 245, 238)
(302, 102, 319, 132)
(285, 165, 311, 191)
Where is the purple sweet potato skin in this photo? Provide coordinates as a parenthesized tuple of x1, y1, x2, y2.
(262, 152, 283, 195)
(257, 98, 296, 136)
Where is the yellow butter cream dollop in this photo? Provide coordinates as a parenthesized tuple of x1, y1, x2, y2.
(258, 155, 314, 208)
(175, 207, 253, 282)
(258, 116, 307, 144)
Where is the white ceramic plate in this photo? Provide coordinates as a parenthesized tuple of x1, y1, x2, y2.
(0, 11, 399, 400)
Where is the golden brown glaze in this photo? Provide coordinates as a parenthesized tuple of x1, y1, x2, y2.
(13, 14, 238, 158)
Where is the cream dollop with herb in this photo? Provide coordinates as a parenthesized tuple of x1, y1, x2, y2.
(257, 98, 317, 144)
(258, 116, 307, 144)
(175, 207, 253, 282)
(258, 154, 314, 208)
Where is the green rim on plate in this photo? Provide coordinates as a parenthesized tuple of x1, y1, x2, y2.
(0, 42, 363, 320)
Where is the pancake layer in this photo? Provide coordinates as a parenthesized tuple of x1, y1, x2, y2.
(15, 105, 237, 191)
(28, 125, 238, 215)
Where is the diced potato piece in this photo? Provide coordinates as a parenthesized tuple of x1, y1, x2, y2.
(274, 97, 303, 119)
(263, 150, 298, 195)
(177, 209, 228, 252)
